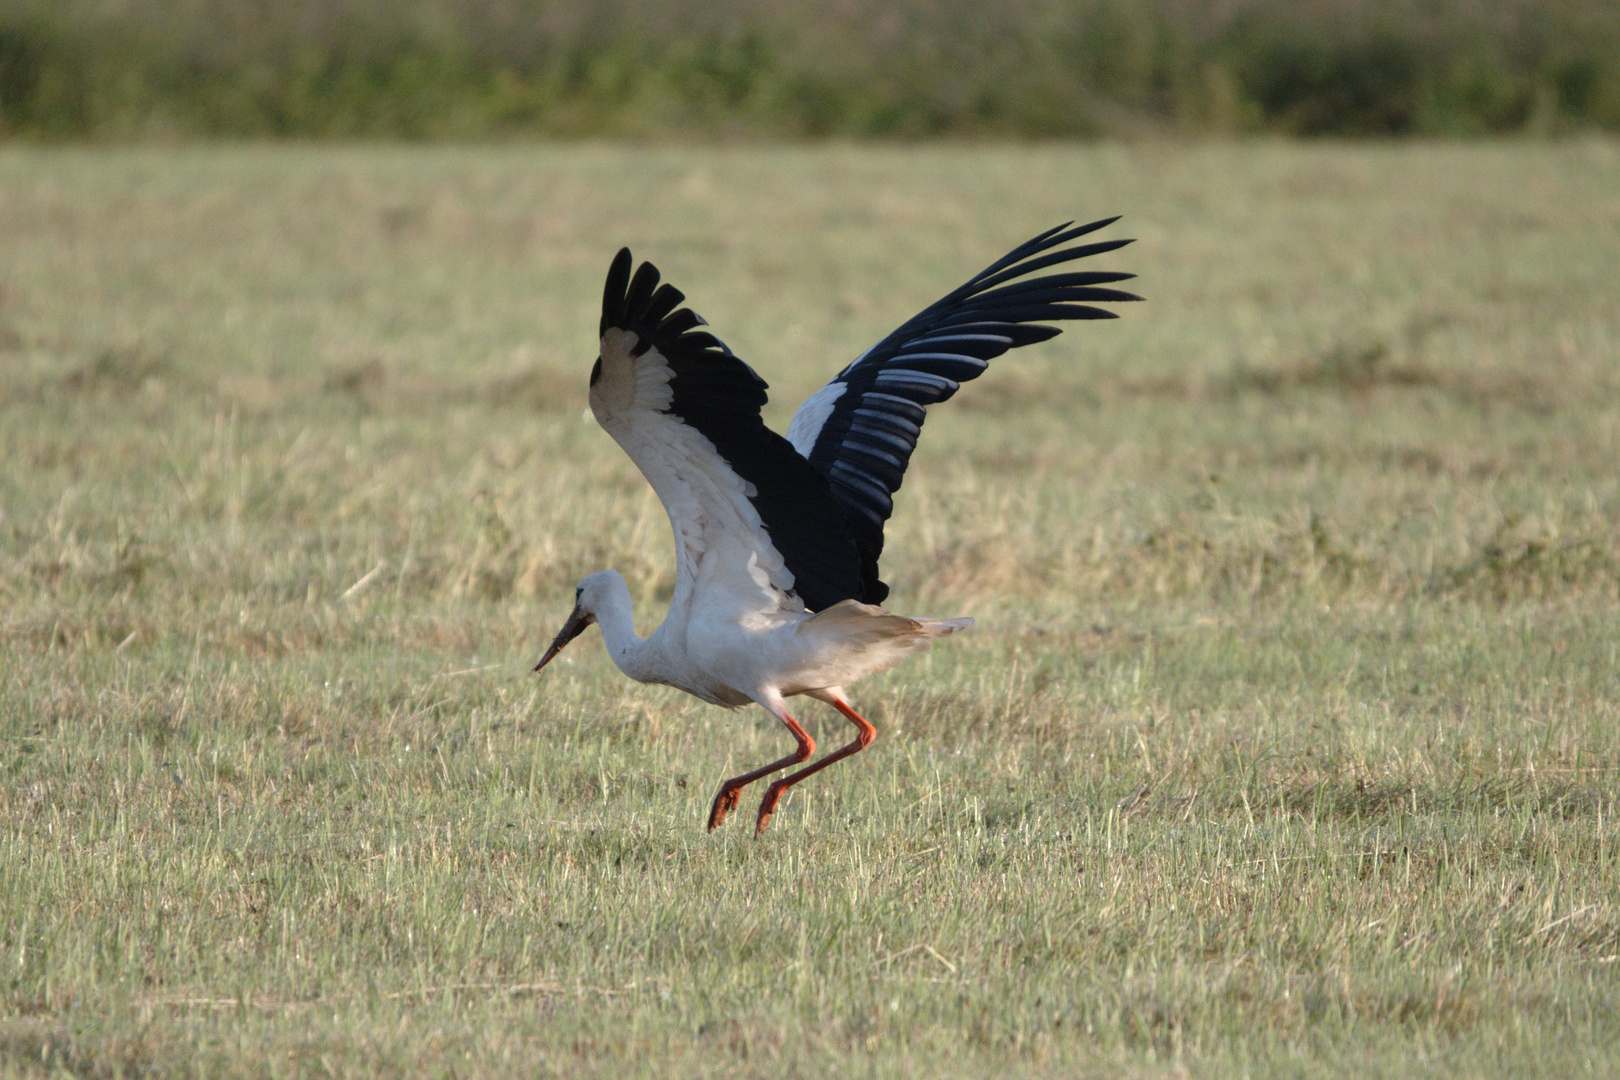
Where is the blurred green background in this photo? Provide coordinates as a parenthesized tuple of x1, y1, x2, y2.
(2, 0, 1617, 140)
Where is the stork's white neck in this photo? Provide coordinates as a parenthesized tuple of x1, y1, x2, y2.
(588, 571, 652, 682)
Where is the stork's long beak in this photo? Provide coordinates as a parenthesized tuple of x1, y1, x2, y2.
(534, 605, 595, 672)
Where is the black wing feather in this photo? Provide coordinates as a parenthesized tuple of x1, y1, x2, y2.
(798, 218, 1140, 604)
(600, 249, 866, 612)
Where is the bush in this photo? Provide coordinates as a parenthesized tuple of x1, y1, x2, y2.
(0, 0, 1616, 139)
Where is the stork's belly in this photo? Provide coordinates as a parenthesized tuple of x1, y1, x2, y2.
(661, 673, 752, 709)
(697, 684, 754, 709)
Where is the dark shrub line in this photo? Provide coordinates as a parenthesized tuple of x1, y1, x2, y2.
(1, 0, 1617, 139)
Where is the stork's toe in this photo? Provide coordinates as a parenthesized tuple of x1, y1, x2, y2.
(754, 782, 789, 835)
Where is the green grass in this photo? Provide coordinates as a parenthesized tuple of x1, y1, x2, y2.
(2, 140, 1619, 1077)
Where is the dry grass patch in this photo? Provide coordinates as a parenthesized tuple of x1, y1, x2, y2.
(1, 141, 1618, 1077)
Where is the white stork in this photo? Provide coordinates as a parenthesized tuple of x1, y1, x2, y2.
(536, 219, 1139, 833)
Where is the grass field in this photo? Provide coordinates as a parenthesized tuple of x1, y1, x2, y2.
(2, 139, 1619, 1077)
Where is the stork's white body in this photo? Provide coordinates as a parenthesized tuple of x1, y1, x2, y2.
(581, 325, 970, 715)
(577, 568, 969, 710)
(536, 221, 1138, 832)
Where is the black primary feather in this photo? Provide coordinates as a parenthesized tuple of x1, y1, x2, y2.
(600, 249, 866, 612)
(800, 218, 1141, 604)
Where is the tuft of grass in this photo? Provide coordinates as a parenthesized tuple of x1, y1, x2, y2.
(1, 140, 1619, 1076)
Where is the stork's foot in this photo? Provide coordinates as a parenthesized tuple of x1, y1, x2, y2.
(755, 781, 789, 835)
(708, 785, 741, 831)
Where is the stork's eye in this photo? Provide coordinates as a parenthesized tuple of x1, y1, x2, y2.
(590, 357, 603, 386)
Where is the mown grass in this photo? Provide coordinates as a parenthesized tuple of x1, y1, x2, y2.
(1, 140, 1618, 1076)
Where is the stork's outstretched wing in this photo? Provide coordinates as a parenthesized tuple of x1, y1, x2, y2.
(591, 250, 865, 614)
(785, 218, 1140, 603)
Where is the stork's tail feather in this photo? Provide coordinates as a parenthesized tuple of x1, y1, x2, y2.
(911, 616, 974, 636)
(793, 602, 973, 692)
(801, 601, 971, 643)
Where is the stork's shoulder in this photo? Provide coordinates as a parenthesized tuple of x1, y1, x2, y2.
(589, 326, 680, 439)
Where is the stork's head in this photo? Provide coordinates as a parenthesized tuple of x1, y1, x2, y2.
(534, 571, 621, 672)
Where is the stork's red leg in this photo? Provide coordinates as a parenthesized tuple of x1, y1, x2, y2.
(755, 699, 876, 834)
(708, 712, 815, 831)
